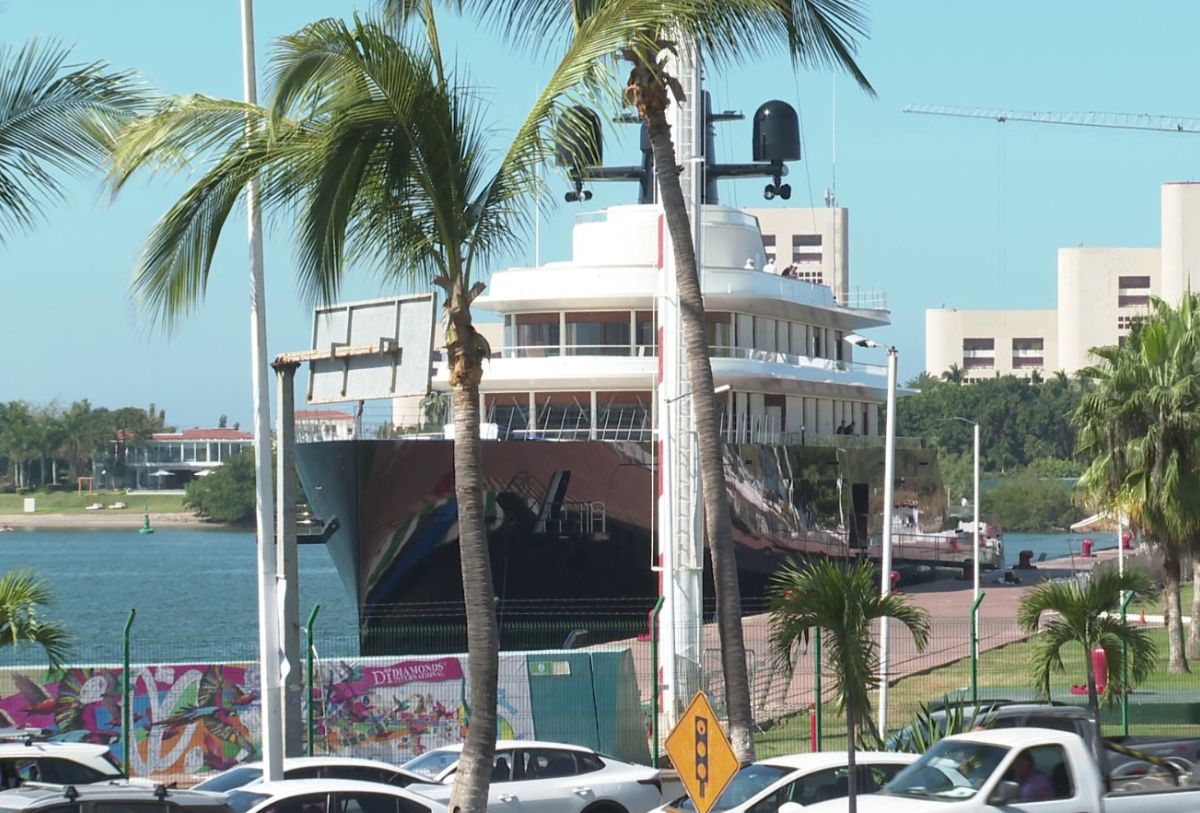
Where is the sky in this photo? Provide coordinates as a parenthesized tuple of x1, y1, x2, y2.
(5, 1, 1200, 429)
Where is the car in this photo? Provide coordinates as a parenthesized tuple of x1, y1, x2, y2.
(0, 729, 124, 789)
(402, 740, 662, 813)
(0, 780, 234, 813)
(653, 751, 921, 813)
(223, 778, 447, 813)
(192, 757, 428, 794)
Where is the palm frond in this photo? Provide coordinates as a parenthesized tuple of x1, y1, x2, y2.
(0, 569, 72, 669)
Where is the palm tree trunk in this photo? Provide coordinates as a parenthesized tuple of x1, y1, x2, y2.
(846, 703, 858, 813)
(640, 92, 754, 763)
(1188, 553, 1200, 660)
(1163, 546, 1189, 673)
(445, 299, 499, 813)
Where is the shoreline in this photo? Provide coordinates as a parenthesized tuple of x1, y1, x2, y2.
(0, 512, 235, 531)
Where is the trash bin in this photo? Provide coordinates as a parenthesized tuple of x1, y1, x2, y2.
(1122, 532, 1133, 550)
(1018, 549, 1035, 569)
(1092, 647, 1109, 694)
(1081, 538, 1094, 557)
(890, 570, 901, 592)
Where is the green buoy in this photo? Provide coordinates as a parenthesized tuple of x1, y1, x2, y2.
(139, 508, 154, 535)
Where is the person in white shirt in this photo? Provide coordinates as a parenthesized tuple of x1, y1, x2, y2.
(743, 257, 756, 270)
(762, 258, 778, 275)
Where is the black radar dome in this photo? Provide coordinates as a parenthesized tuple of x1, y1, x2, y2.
(752, 100, 800, 163)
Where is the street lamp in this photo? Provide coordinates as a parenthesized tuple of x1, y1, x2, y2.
(844, 333, 897, 736)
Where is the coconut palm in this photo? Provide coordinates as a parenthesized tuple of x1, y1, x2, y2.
(112, 8, 673, 811)
(1075, 293, 1200, 673)
(0, 569, 70, 669)
(461, 0, 875, 763)
(768, 559, 929, 813)
(0, 39, 142, 242)
(941, 363, 966, 385)
(1016, 569, 1158, 766)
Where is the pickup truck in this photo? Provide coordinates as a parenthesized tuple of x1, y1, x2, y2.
(809, 728, 1200, 813)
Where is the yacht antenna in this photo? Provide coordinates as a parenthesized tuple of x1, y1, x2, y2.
(825, 76, 837, 208)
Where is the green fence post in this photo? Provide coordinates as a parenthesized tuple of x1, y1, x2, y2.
(814, 627, 822, 752)
(1119, 591, 1134, 737)
(649, 597, 664, 766)
(305, 604, 321, 756)
(970, 592, 985, 707)
(122, 609, 136, 776)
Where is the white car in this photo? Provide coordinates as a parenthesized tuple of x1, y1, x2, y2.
(403, 740, 662, 813)
(654, 751, 920, 813)
(0, 733, 124, 788)
(224, 778, 447, 813)
(193, 756, 427, 794)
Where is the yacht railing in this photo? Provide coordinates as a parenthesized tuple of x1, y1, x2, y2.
(837, 287, 889, 311)
(486, 344, 887, 376)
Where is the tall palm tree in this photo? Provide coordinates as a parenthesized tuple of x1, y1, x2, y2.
(0, 40, 143, 242)
(468, 0, 875, 763)
(768, 559, 929, 813)
(0, 570, 70, 670)
(1075, 294, 1200, 673)
(112, 8, 669, 811)
(1016, 569, 1158, 766)
(941, 363, 966, 385)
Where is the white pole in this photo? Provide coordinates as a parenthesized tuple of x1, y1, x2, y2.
(240, 0, 283, 782)
(878, 347, 897, 737)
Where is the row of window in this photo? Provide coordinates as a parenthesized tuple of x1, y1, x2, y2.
(962, 337, 1044, 370)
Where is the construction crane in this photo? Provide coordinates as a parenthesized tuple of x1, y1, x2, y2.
(904, 104, 1200, 135)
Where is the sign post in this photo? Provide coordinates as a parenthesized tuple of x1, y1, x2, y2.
(664, 692, 740, 813)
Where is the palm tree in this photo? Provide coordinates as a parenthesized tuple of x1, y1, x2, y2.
(768, 559, 929, 813)
(941, 363, 966, 385)
(1016, 569, 1158, 766)
(112, 9, 664, 811)
(0, 40, 143, 242)
(0, 570, 70, 669)
(469, 0, 875, 763)
(1075, 294, 1200, 673)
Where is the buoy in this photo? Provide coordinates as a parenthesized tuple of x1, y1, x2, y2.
(139, 513, 155, 535)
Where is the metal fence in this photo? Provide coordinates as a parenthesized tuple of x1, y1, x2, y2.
(0, 608, 1195, 785)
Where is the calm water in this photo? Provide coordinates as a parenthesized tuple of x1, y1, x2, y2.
(0, 528, 1109, 666)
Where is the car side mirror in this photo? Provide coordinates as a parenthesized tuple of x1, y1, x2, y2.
(989, 780, 1020, 805)
(778, 803, 804, 813)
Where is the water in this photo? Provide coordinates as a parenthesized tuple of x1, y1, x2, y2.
(1001, 531, 1119, 569)
(0, 527, 360, 665)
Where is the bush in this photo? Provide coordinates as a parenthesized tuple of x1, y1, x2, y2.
(981, 471, 1085, 532)
(183, 449, 256, 524)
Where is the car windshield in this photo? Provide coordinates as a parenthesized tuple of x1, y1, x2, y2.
(669, 764, 790, 813)
(193, 766, 264, 793)
(403, 749, 461, 780)
(225, 789, 270, 813)
(883, 740, 1008, 802)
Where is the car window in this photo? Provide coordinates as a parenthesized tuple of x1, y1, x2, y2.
(335, 793, 428, 813)
(491, 751, 515, 783)
(673, 763, 789, 813)
(519, 749, 578, 780)
(575, 753, 604, 775)
(323, 766, 392, 784)
(1024, 716, 1081, 734)
(288, 766, 322, 780)
(255, 793, 329, 813)
(38, 757, 112, 785)
(225, 790, 270, 813)
(194, 767, 265, 793)
(401, 750, 460, 780)
(1003, 746, 1074, 802)
(864, 763, 909, 791)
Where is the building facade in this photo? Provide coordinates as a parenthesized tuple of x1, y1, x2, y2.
(924, 182, 1198, 379)
(123, 427, 253, 489)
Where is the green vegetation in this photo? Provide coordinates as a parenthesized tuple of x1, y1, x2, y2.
(183, 449, 256, 525)
(0, 570, 70, 669)
(980, 472, 1079, 531)
(0, 491, 185, 515)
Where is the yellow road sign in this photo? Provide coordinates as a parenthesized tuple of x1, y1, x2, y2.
(664, 692, 740, 813)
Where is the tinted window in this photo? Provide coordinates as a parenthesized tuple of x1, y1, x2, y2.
(1023, 716, 1081, 734)
(326, 766, 394, 785)
(335, 794, 427, 813)
(865, 763, 909, 791)
(257, 793, 328, 813)
(288, 766, 322, 780)
(1003, 746, 1073, 802)
(673, 763, 789, 813)
(576, 753, 603, 775)
(225, 791, 270, 813)
(519, 749, 577, 780)
(38, 758, 112, 785)
(194, 767, 265, 793)
(490, 751, 515, 783)
(401, 750, 460, 780)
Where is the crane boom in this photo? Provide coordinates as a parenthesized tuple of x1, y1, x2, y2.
(904, 104, 1200, 134)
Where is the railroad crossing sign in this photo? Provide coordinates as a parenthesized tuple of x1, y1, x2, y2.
(664, 692, 739, 813)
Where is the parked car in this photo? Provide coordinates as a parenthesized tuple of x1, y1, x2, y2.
(0, 781, 233, 813)
(0, 730, 124, 789)
(403, 740, 662, 813)
(809, 728, 1200, 813)
(654, 751, 920, 812)
(192, 757, 427, 794)
(224, 778, 446, 813)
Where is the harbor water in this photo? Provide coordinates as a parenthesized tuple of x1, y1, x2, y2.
(0, 527, 1111, 666)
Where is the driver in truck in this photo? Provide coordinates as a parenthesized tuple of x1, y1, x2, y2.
(1009, 751, 1054, 802)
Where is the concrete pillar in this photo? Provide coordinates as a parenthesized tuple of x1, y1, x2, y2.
(273, 360, 303, 756)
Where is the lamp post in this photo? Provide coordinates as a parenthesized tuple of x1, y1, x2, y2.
(844, 333, 896, 736)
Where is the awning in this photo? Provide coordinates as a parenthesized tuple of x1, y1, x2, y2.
(150, 469, 172, 477)
(1070, 512, 1110, 532)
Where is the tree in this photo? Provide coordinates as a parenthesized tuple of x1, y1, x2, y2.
(476, 0, 875, 763)
(184, 448, 256, 524)
(1075, 294, 1200, 673)
(0, 40, 142, 242)
(112, 8, 647, 810)
(1016, 569, 1157, 767)
(0, 570, 70, 669)
(941, 363, 966, 385)
(768, 560, 929, 813)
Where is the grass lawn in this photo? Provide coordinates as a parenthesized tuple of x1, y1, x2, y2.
(0, 491, 188, 514)
(1134, 584, 1195, 616)
(755, 626, 1199, 756)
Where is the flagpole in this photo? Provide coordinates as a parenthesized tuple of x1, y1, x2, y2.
(240, 0, 284, 782)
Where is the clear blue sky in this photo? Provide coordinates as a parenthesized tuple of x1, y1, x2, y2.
(5, 1, 1199, 428)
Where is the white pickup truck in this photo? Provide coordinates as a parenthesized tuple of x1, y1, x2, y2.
(807, 728, 1200, 813)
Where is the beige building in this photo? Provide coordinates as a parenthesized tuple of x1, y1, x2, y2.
(748, 207, 849, 301)
(924, 182, 1200, 379)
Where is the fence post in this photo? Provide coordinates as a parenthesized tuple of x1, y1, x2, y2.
(122, 609, 136, 776)
(970, 592, 985, 706)
(649, 596, 664, 766)
(1119, 591, 1134, 737)
(814, 627, 822, 752)
(305, 604, 320, 756)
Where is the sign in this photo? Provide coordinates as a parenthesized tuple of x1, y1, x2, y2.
(664, 692, 739, 813)
(529, 660, 571, 676)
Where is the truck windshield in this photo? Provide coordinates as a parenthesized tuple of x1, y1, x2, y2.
(883, 740, 1008, 802)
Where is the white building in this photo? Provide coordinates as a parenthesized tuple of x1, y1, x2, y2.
(295, 408, 358, 442)
(123, 427, 254, 489)
(924, 182, 1199, 380)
